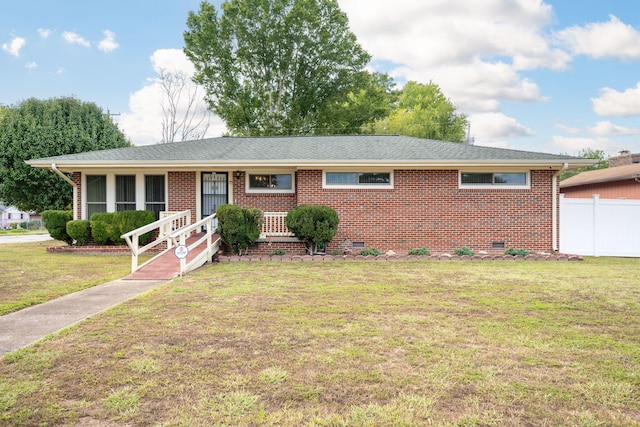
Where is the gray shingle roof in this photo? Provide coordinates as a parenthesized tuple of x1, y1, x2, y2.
(28, 135, 589, 167)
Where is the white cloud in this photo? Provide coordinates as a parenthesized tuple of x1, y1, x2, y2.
(591, 83, 640, 117)
(98, 30, 119, 52)
(556, 120, 640, 136)
(37, 28, 52, 38)
(468, 112, 533, 147)
(549, 135, 619, 154)
(25, 61, 38, 69)
(2, 36, 26, 57)
(62, 31, 90, 47)
(555, 15, 640, 60)
(586, 121, 640, 136)
(338, 0, 567, 117)
(117, 49, 226, 146)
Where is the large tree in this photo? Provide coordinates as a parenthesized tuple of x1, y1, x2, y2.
(367, 81, 469, 143)
(183, 0, 379, 136)
(0, 97, 131, 212)
(157, 67, 212, 143)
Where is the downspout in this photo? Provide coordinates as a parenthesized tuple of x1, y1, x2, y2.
(552, 163, 568, 252)
(51, 164, 78, 220)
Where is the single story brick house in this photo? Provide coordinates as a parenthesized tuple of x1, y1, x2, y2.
(27, 135, 592, 255)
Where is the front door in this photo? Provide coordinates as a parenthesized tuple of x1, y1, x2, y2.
(202, 172, 228, 220)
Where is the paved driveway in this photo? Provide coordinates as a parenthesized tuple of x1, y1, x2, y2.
(0, 234, 53, 244)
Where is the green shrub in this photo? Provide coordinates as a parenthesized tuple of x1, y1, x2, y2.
(91, 211, 156, 245)
(42, 210, 73, 244)
(242, 207, 264, 252)
(408, 247, 431, 256)
(115, 210, 156, 245)
(360, 247, 381, 256)
(505, 248, 530, 257)
(269, 249, 286, 256)
(90, 212, 117, 245)
(454, 246, 474, 256)
(285, 205, 339, 255)
(216, 204, 264, 254)
(66, 220, 91, 246)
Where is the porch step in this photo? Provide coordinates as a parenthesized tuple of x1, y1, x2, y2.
(123, 233, 219, 280)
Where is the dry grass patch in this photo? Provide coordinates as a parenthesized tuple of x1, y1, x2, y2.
(0, 241, 142, 315)
(1, 258, 639, 425)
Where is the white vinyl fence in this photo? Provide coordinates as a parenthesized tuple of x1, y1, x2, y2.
(560, 194, 640, 257)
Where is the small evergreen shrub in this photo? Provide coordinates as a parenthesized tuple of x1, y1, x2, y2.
(269, 249, 286, 256)
(285, 205, 339, 255)
(454, 246, 474, 256)
(66, 220, 91, 246)
(90, 211, 155, 245)
(505, 248, 530, 257)
(90, 212, 117, 245)
(360, 248, 381, 256)
(42, 210, 73, 244)
(408, 247, 431, 256)
(115, 210, 156, 245)
(216, 204, 264, 254)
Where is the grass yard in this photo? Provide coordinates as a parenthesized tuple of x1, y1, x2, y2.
(0, 253, 639, 426)
(0, 241, 135, 315)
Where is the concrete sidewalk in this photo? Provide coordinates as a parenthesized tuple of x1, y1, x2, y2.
(0, 279, 167, 356)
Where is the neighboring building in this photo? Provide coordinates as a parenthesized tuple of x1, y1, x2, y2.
(27, 135, 592, 254)
(0, 203, 31, 229)
(560, 151, 640, 199)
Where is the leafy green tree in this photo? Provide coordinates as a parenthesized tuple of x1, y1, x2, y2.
(367, 81, 468, 143)
(559, 148, 609, 180)
(0, 97, 131, 212)
(184, 0, 379, 135)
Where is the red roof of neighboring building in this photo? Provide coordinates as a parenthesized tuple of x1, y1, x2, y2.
(560, 163, 640, 188)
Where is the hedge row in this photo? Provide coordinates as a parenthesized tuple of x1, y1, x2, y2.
(42, 210, 155, 246)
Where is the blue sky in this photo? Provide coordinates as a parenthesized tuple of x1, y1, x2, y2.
(2, 1, 640, 157)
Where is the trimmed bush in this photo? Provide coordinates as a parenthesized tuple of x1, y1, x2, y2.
(91, 211, 156, 245)
(408, 247, 431, 256)
(216, 204, 264, 254)
(286, 205, 339, 255)
(115, 210, 156, 245)
(90, 212, 117, 245)
(66, 220, 91, 246)
(454, 246, 475, 256)
(42, 210, 73, 244)
(505, 248, 530, 257)
(360, 248, 381, 256)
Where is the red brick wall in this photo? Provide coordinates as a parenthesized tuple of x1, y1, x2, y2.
(168, 171, 197, 223)
(292, 169, 555, 254)
(561, 180, 640, 199)
(232, 171, 298, 212)
(73, 172, 82, 220)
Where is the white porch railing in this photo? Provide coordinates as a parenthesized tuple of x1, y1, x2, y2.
(260, 212, 294, 238)
(121, 210, 191, 273)
(169, 214, 220, 276)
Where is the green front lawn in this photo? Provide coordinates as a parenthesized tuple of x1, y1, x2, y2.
(1, 254, 639, 426)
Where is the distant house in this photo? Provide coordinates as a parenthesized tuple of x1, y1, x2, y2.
(560, 151, 640, 199)
(27, 135, 592, 254)
(0, 203, 31, 229)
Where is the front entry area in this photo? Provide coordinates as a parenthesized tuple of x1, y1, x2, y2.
(202, 172, 228, 219)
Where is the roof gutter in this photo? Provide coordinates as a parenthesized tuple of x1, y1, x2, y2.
(51, 164, 78, 220)
(552, 162, 568, 252)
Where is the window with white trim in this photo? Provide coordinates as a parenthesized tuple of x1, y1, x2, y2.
(86, 175, 107, 218)
(247, 173, 294, 193)
(116, 175, 136, 211)
(459, 172, 529, 189)
(324, 171, 393, 188)
(145, 175, 166, 219)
